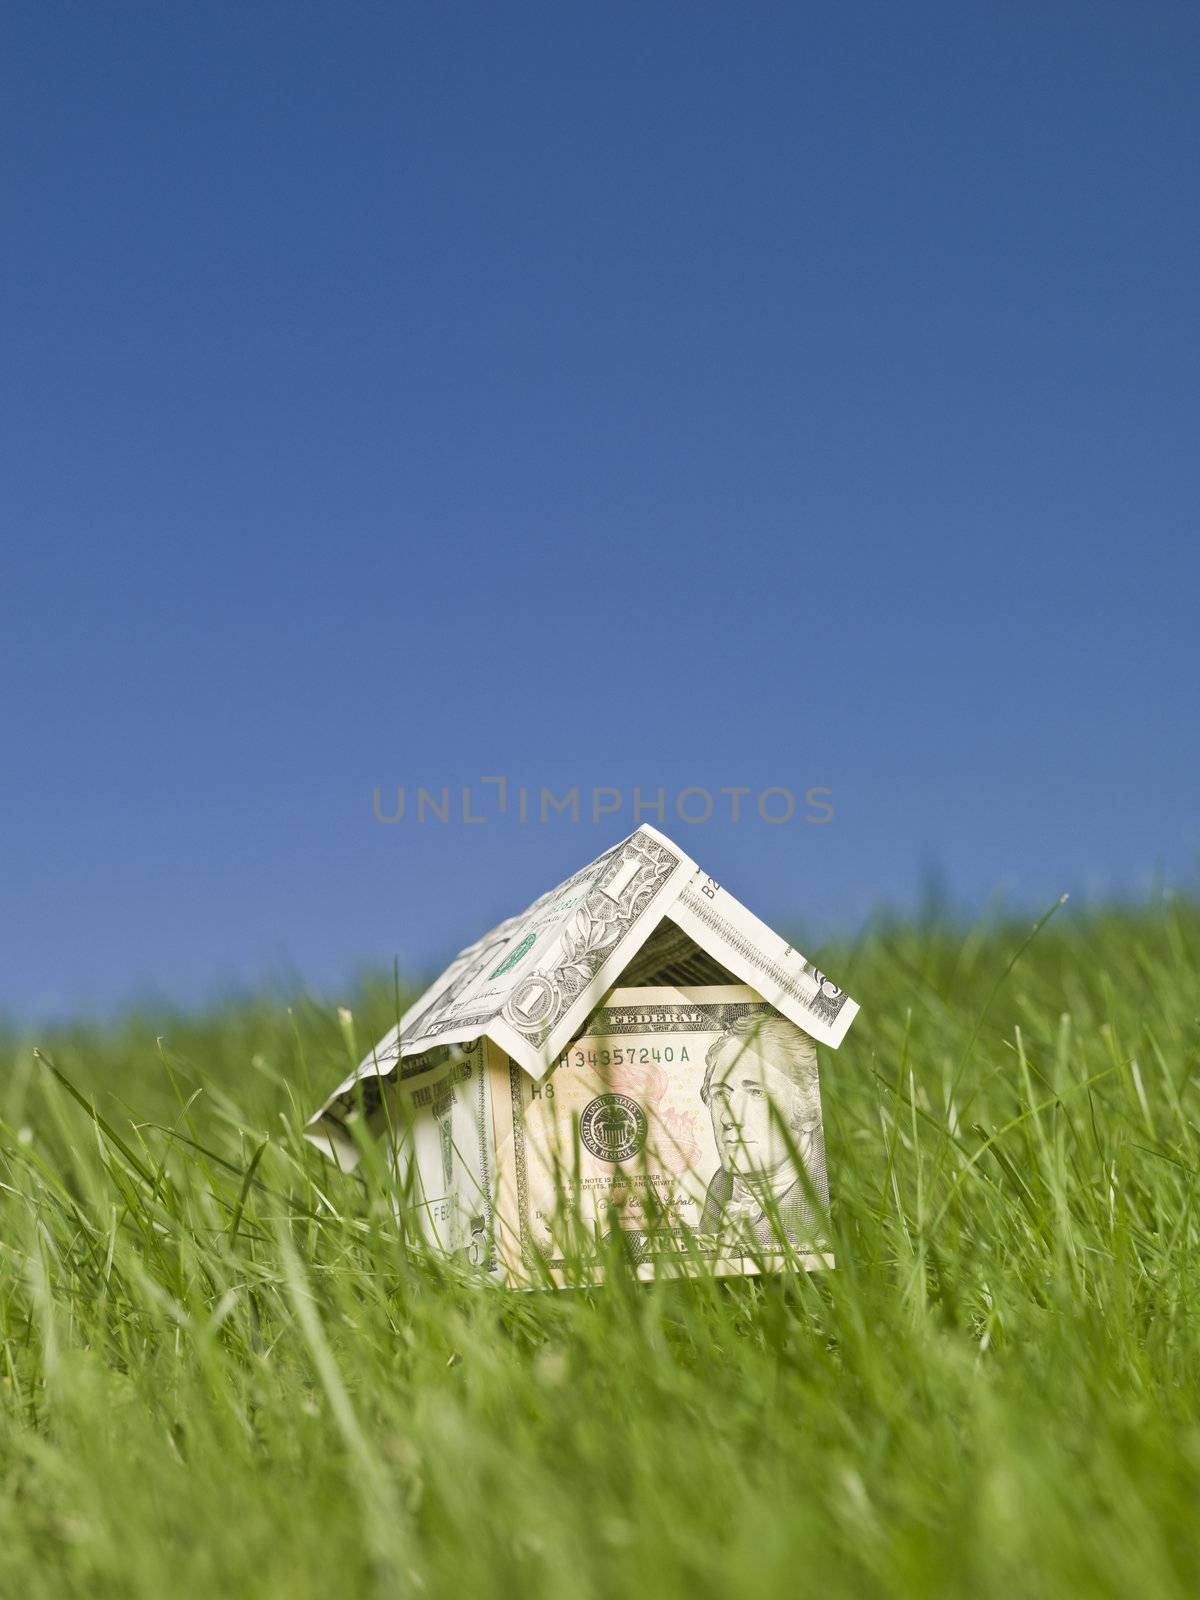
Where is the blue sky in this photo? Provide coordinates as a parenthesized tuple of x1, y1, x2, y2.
(3, 3, 1197, 1018)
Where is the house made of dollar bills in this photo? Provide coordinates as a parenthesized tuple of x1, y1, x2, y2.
(306, 825, 859, 1288)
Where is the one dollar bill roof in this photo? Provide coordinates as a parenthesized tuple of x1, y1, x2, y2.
(312, 827, 858, 1135)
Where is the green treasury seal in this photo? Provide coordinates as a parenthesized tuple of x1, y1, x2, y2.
(579, 1093, 648, 1163)
(489, 932, 536, 979)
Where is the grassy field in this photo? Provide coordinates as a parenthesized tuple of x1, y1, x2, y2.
(1, 897, 1198, 1599)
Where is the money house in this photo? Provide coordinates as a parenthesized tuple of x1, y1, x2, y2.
(306, 826, 859, 1288)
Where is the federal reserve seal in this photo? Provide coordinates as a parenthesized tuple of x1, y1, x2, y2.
(579, 1093, 648, 1164)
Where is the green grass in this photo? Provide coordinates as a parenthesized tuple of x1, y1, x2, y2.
(2, 897, 1198, 1599)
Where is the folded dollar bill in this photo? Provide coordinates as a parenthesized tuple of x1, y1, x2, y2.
(306, 827, 858, 1287)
